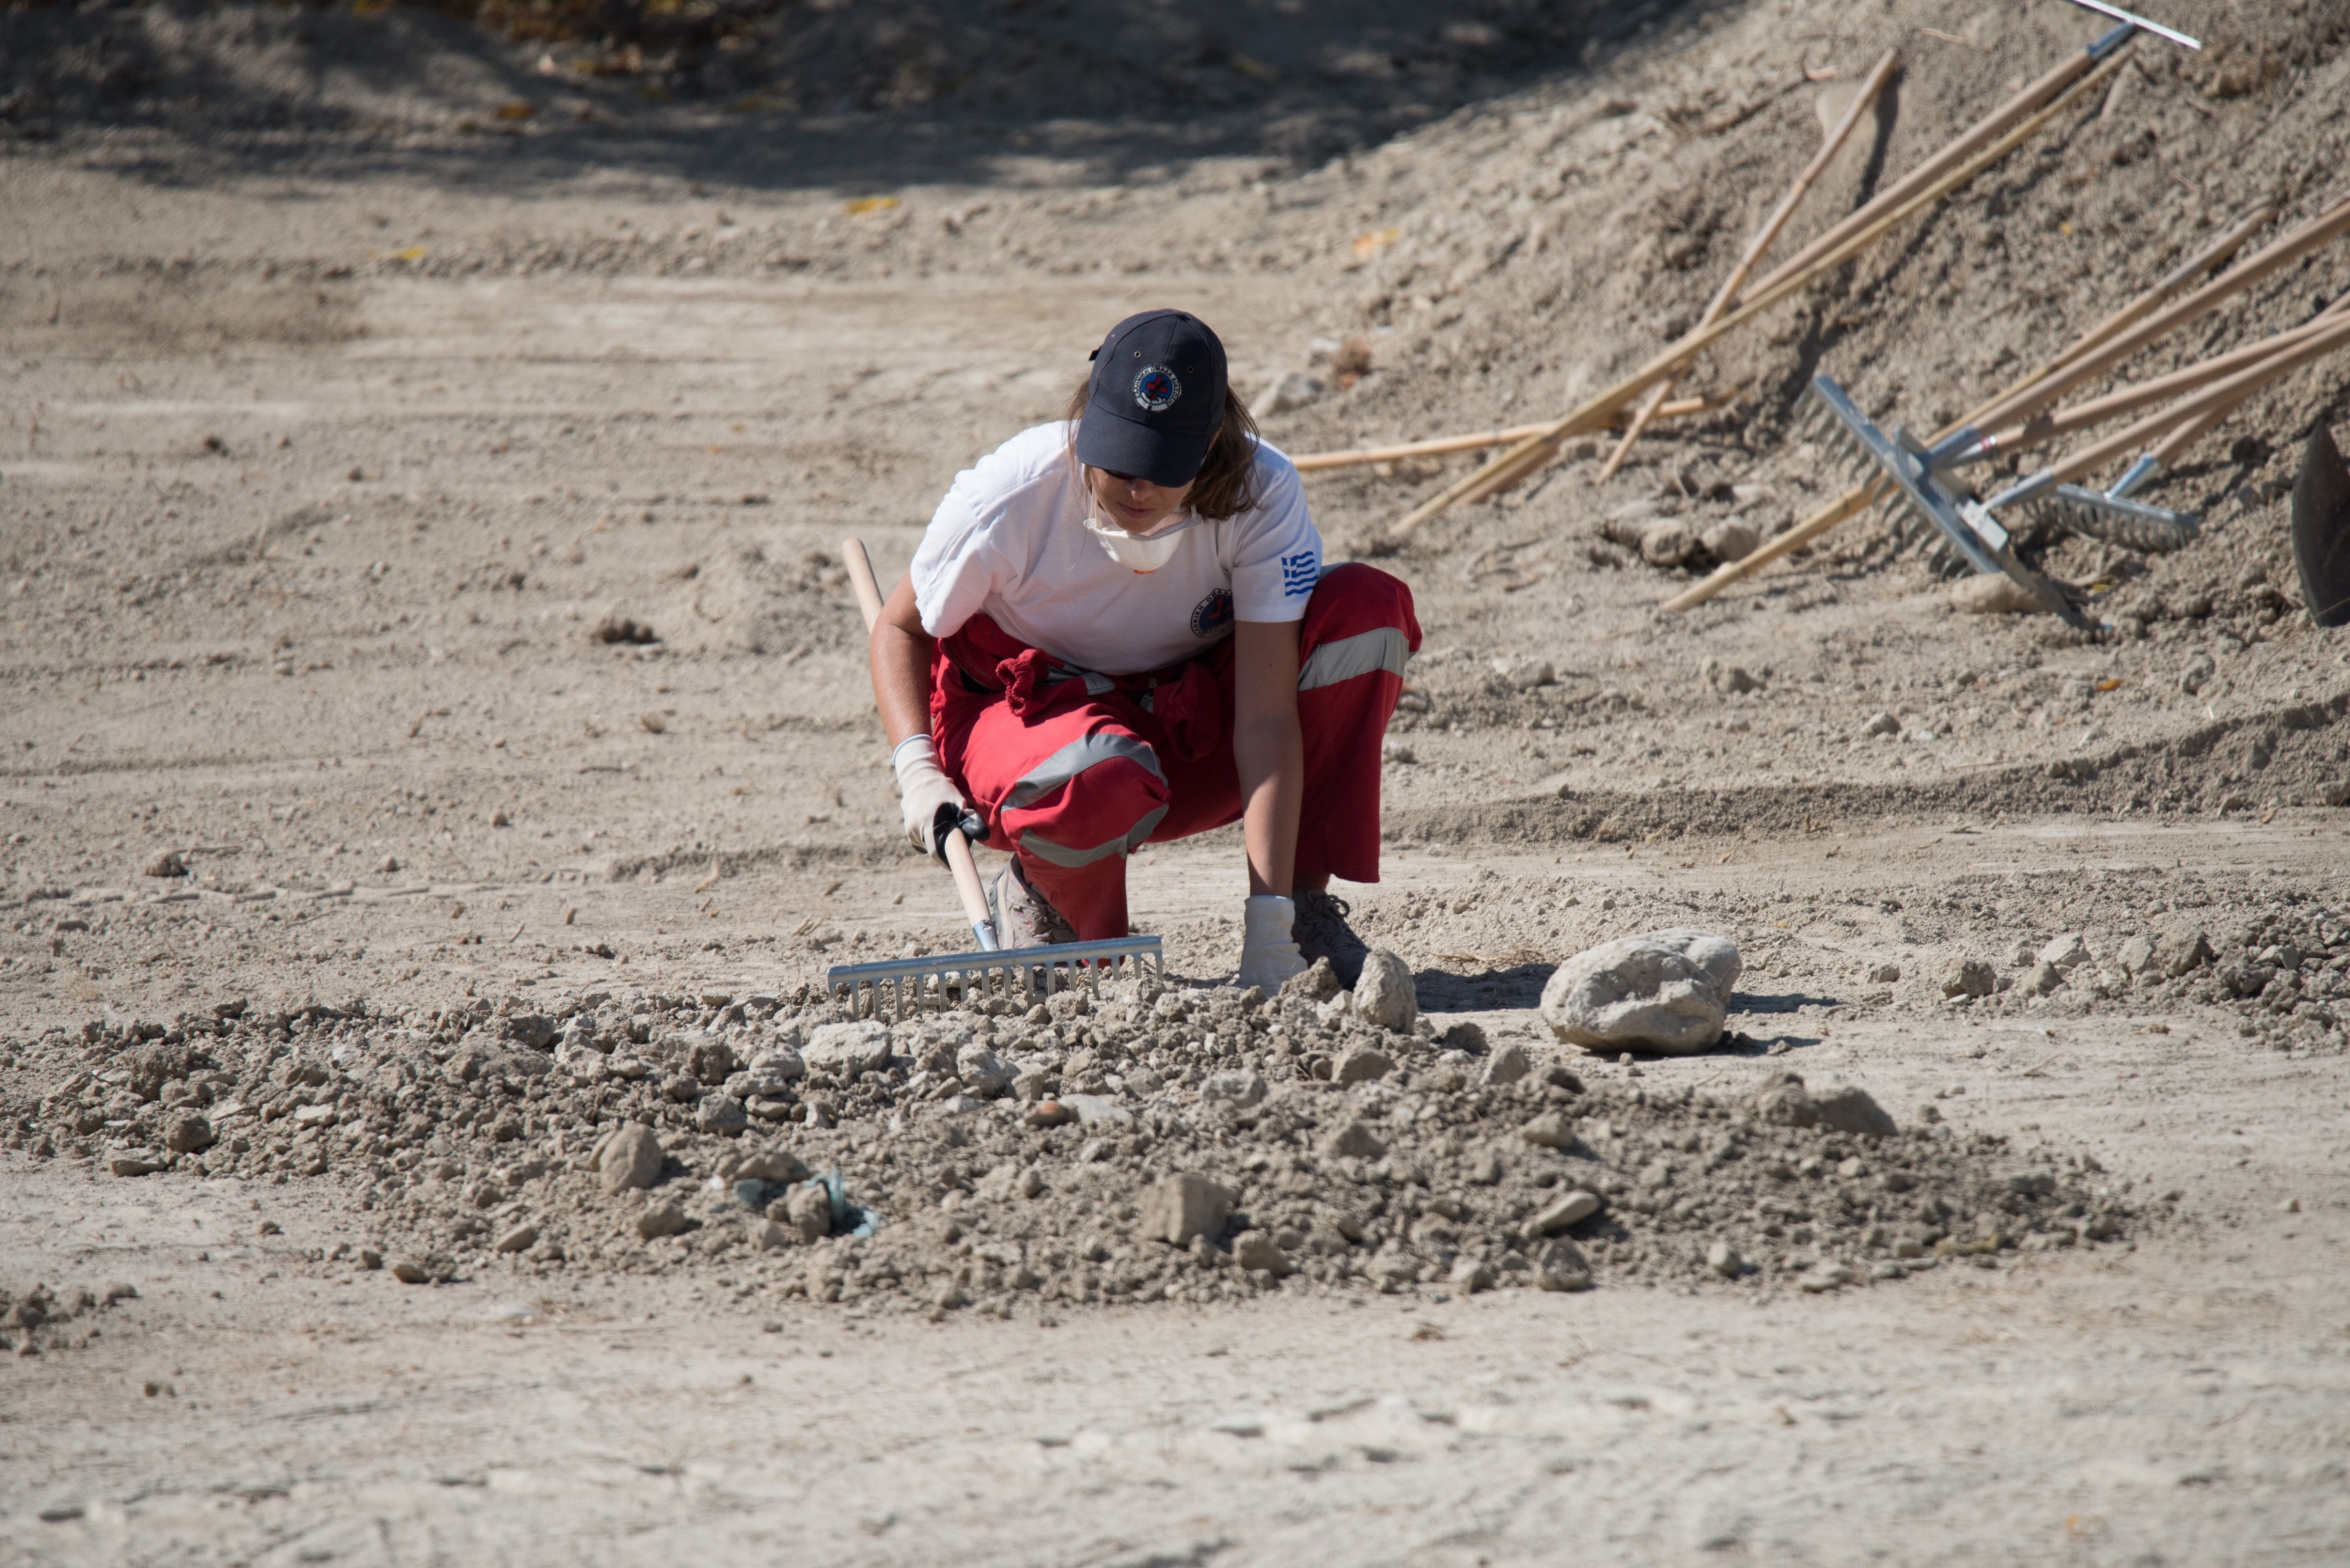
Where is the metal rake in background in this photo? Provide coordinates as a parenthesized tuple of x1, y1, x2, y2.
(1794, 375, 2097, 625)
(2016, 457, 2201, 555)
(1797, 373, 2202, 563)
(823, 537, 1165, 1022)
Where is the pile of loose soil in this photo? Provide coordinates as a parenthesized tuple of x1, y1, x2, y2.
(2, 962, 2149, 1318)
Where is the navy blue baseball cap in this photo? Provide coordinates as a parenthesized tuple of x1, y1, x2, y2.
(1075, 309, 1230, 488)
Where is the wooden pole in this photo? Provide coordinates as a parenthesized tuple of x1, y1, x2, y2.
(1291, 396, 1720, 473)
(1998, 203, 2275, 401)
(1662, 202, 2350, 613)
(2012, 314, 2350, 493)
(1985, 301, 2350, 453)
(1596, 49, 1900, 484)
(1958, 191, 2350, 449)
(1388, 44, 2131, 537)
(1733, 24, 2136, 305)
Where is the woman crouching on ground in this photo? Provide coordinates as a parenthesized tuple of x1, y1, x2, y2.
(866, 308, 1419, 991)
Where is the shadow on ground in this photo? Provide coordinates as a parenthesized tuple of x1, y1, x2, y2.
(1, 0, 1714, 193)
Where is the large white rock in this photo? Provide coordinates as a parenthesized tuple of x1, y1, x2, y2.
(1352, 949, 1418, 1033)
(1540, 928, 1742, 1055)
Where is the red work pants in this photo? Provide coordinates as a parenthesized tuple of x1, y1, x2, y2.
(930, 563, 1420, 940)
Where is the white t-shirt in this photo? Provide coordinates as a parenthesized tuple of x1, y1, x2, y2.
(909, 421, 1322, 676)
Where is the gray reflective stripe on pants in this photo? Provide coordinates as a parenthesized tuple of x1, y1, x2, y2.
(1297, 626, 1410, 691)
(1019, 804, 1168, 869)
(1003, 731, 1165, 809)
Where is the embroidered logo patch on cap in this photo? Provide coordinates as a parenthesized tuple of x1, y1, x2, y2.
(1132, 365, 1182, 413)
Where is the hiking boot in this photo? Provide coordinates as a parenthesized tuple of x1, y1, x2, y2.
(990, 859, 1077, 949)
(1291, 886, 1370, 985)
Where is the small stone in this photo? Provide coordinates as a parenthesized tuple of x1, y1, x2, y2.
(1705, 1240, 1743, 1278)
(1950, 574, 2051, 615)
(755, 1219, 791, 1250)
(695, 1094, 748, 1136)
(109, 1152, 167, 1177)
(1541, 928, 1742, 1055)
(1023, 1100, 1077, 1129)
(1448, 1257, 1496, 1294)
(377, 855, 400, 874)
(2115, 934, 2157, 975)
(1700, 519, 1760, 564)
(1754, 1072, 1819, 1128)
(634, 1202, 690, 1241)
(1498, 658, 1557, 691)
(1701, 658, 1763, 696)
(686, 1038, 739, 1084)
(1798, 1262, 1856, 1293)
(778, 1184, 833, 1243)
(1011, 1069, 1053, 1102)
(2179, 652, 2216, 695)
(1282, 958, 1343, 1003)
(494, 1223, 538, 1254)
(1332, 1046, 1394, 1086)
(2023, 960, 2065, 996)
(1198, 1070, 1267, 1109)
(164, 1112, 215, 1154)
(1352, 949, 1418, 1033)
(1861, 711, 1902, 738)
(1810, 1083, 1897, 1139)
(1941, 959, 1996, 998)
(801, 1020, 893, 1078)
(1518, 1111, 1576, 1150)
(2155, 929, 2215, 978)
(1441, 1020, 1488, 1052)
(1319, 1119, 1386, 1159)
(735, 1148, 810, 1184)
(388, 1259, 430, 1284)
(2038, 933, 2091, 971)
(1140, 1173, 1236, 1247)
(1867, 963, 1901, 984)
(142, 850, 187, 879)
(1481, 1043, 1531, 1086)
(956, 1043, 1014, 1098)
(1232, 1231, 1291, 1275)
(1639, 519, 1697, 567)
(1528, 1190, 1602, 1234)
(597, 1124, 665, 1194)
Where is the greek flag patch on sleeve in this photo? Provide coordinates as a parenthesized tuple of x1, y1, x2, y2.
(1278, 549, 1319, 598)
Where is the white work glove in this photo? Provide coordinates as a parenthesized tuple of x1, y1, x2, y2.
(1238, 894, 1308, 993)
(892, 734, 982, 862)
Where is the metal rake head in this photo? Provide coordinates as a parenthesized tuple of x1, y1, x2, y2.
(2022, 485, 2201, 555)
(1798, 376, 2006, 576)
(825, 935, 1165, 1023)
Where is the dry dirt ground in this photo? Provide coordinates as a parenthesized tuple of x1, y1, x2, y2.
(8, 0, 2350, 1561)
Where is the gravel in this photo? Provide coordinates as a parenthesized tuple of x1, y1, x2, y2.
(0, 969, 2146, 1312)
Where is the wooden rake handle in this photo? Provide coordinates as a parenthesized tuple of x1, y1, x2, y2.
(842, 538, 999, 951)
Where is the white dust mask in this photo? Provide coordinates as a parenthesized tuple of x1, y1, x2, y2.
(1082, 506, 1198, 573)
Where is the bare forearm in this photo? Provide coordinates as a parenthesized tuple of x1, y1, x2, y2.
(870, 575, 934, 747)
(1233, 715, 1302, 898)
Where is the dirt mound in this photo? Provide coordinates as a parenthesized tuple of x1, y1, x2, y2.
(6, 972, 2147, 1313)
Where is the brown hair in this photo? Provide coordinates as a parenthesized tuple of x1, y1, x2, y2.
(1063, 378, 1263, 522)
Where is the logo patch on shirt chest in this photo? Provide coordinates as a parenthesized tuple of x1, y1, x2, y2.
(1189, 587, 1234, 638)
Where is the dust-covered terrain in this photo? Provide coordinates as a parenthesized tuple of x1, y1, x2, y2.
(7, 0, 2350, 1561)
